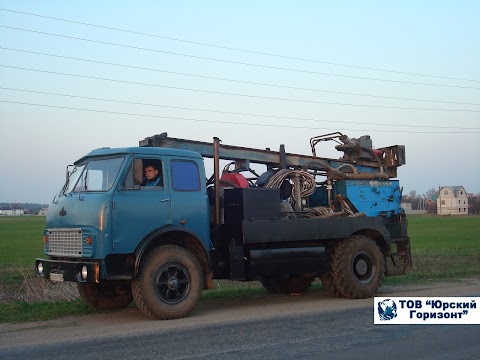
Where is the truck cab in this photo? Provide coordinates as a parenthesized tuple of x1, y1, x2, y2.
(37, 147, 212, 314)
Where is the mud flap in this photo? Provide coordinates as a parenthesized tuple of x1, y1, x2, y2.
(385, 239, 412, 276)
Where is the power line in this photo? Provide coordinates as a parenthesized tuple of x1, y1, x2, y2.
(2, 99, 478, 134)
(2, 64, 480, 113)
(2, 47, 479, 107)
(2, 25, 480, 91)
(2, 86, 479, 130)
(1, 7, 478, 83)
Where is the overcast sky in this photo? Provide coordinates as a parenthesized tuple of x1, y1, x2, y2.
(1, 1, 479, 204)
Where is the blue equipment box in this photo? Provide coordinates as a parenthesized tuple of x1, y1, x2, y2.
(334, 180, 402, 217)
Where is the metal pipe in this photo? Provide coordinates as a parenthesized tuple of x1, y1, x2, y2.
(141, 135, 354, 170)
(279, 144, 287, 169)
(327, 180, 332, 208)
(340, 172, 389, 180)
(309, 161, 389, 180)
(213, 137, 221, 228)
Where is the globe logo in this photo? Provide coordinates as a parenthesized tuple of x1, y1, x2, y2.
(378, 299, 397, 321)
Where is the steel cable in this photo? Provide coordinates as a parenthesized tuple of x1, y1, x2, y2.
(265, 169, 316, 207)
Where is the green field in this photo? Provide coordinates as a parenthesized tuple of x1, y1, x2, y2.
(0, 215, 479, 322)
(406, 215, 480, 279)
(408, 215, 480, 251)
(0, 216, 45, 270)
(1, 214, 478, 269)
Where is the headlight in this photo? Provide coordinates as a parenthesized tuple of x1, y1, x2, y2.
(81, 265, 88, 280)
(37, 262, 44, 276)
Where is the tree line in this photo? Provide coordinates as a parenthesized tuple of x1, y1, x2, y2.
(0, 203, 48, 215)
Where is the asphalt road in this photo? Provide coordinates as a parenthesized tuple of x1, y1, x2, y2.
(1, 279, 479, 359)
(1, 307, 479, 360)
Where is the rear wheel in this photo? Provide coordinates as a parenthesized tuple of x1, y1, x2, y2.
(319, 272, 341, 297)
(132, 245, 203, 320)
(259, 274, 314, 294)
(320, 244, 341, 297)
(77, 281, 133, 310)
(330, 236, 384, 298)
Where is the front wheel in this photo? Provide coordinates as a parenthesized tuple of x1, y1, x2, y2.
(330, 236, 384, 299)
(132, 245, 203, 320)
(77, 281, 133, 310)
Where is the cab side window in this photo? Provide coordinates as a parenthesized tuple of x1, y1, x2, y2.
(122, 158, 163, 190)
(171, 160, 200, 191)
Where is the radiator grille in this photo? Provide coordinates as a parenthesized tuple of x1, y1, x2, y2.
(47, 228, 83, 256)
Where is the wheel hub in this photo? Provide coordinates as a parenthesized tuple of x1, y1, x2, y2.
(155, 263, 190, 305)
(167, 277, 179, 290)
(352, 252, 375, 284)
(355, 259, 368, 276)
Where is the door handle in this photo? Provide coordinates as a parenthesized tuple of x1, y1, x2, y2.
(160, 198, 170, 202)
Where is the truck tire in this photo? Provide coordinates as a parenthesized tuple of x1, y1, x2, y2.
(319, 272, 342, 297)
(319, 244, 341, 297)
(259, 274, 314, 294)
(132, 245, 203, 320)
(330, 235, 384, 299)
(77, 281, 133, 310)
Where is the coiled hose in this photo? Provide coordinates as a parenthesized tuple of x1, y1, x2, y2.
(265, 169, 316, 207)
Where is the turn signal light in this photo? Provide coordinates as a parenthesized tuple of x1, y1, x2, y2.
(43, 236, 48, 244)
(85, 236, 93, 245)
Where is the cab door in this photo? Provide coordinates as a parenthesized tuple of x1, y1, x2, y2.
(167, 156, 210, 249)
(112, 156, 171, 254)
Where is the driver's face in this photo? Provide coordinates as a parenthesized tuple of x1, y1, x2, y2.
(145, 166, 158, 180)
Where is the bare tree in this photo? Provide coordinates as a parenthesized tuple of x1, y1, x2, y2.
(426, 199, 437, 214)
(469, 195, 480, 214)
(424, 188, 437, 200)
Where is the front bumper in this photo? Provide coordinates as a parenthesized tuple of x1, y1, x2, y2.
(35, 258, 100, 283)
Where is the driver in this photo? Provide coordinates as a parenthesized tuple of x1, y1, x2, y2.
(143, 165, 161, 187)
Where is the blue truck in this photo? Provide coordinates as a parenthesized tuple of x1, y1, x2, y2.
(35, 132, 411, 319)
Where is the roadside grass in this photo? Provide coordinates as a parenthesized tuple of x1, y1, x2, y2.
(0, 299, 96, 323)
(1, 214, 479, 323)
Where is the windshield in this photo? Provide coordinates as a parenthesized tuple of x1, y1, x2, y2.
(64, 157, 125, 194)
(64, 164, 85, 194)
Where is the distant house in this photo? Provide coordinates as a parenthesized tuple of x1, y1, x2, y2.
(437, 186, 468, 215)
(38, 208, 48, 216)
(0, 207, 25, 216)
